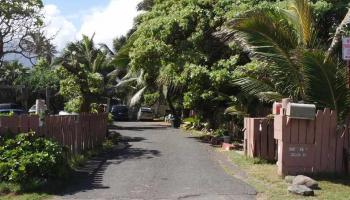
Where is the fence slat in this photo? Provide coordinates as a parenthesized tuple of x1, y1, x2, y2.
(298, 120, 307, 144)
(306, 120, 315, 144)
(290, 119, 299, 144)
(320, 109, 331, 172)
(328, 111, 337, 172)
(268, 121, 275, 160)
(314, 110, 324, 173)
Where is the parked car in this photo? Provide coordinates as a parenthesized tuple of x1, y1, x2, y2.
(28, 104, 36, 114)
(0, 103, 26, 115)
(28, 102, 48, 114)
(137, 107, 154, 121)
(111, 105, 129, 121)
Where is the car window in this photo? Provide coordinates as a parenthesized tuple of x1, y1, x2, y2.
(141, 108, 153, 113)
(112, 106, 128, 112)
(0, 104, 22, 110)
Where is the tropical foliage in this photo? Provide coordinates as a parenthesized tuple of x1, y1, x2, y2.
(0, 132, 69, 184)
(1, 0, 350, 124)
(220, 0, 350, 121)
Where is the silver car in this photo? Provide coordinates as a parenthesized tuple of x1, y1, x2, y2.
(137, 107, 154, 121)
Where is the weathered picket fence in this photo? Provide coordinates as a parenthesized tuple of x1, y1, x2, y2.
(0, 115, 40, 134)
(244, 118, 276, 161)
(0, 114, 108, 154)
(274, 109, 350, 176)
(243, 108, 350, 176)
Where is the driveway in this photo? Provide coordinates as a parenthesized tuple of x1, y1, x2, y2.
(57, 121, 256, 200)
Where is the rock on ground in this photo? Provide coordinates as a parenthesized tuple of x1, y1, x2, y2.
(288, 185, 315, 196)
(293, 175, 319, 189)
(284, 176, 295, 184)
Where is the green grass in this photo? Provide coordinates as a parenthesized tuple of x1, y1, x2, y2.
(0, 182, 50, 200)
(0, 193, 49, 200)
(223, 150, 350, 200)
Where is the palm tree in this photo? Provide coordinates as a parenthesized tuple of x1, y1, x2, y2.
(220, 0, 350, 120)
(56, 34, 148, 112)
(0, 61, 28, 86)
(56, 35, 109, 112)
(224, 0, 316, 100)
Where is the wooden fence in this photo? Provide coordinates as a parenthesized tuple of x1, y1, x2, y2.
(244, 118, 276, 161)
(0, 115, 39, 134)
(0, 114, 108, 154)
(274, 109, 350, 176)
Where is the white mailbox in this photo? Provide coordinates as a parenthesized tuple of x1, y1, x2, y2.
(286, 103, 316, 120)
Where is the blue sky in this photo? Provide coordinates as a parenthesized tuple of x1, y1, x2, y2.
(43, 0, 110, 27)
(42, 0, 141, 50)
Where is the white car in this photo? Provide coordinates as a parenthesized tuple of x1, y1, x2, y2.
(137, 107, 154, 121)
(28, 105, 37, 114)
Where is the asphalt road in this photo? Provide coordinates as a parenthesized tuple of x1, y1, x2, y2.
(58, 121, 256, 200)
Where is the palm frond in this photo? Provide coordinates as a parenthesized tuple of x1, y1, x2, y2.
(303, 51, 350, 120)
(106, 68, 127, 79)
(115, 77, 139, 88)
(92, 53, 107, 73)
(130, 87, 147, 107)
(112, 32, 139, 67)
(284, 0, 315, 47)
(224, 106, 248, 117)
(256, 92, 284, 103)
(228, 8, 305, 99)
(233, 77, 275, 96)
(99, 43, 115, 56)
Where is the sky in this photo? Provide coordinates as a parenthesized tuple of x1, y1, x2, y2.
(42, 0, 141, 51)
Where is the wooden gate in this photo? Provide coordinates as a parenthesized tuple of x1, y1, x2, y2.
(244, 118, 276, 161)
(274, 109, 350, 176)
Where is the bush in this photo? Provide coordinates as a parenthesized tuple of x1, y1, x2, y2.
(0, 132, 70, 184)
(213, 128, 229, 137)
(183, 116, 203, 130)
(102, 139, 114, 152)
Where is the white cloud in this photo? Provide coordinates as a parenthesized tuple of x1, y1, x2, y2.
(42, 1, 140, 51)
(78, 0, 141, 48)
(43, 5, 78, 50)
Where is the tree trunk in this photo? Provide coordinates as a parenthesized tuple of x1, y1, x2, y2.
(80, 94, 92, 113)
(325, 8, 350, 62)
(166, 95, 176, 116)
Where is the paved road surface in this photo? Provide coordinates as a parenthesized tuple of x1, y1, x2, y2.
(58, 121, 256, 200)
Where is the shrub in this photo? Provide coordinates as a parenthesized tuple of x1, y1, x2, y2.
(183, 116, 203, 130)
(108, 113, 113, 125)
(102, 139, 114, 152)
(0, 132, 70, 184)
(108, 132, 121, 145)
(0, 112, 14, 117)
(213, 128, 229, 137)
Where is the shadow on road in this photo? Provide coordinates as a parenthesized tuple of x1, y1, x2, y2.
(59, 136, 161, 196)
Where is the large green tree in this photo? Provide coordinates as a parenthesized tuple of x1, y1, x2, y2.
(0, 0, 48, 66)
(128, 0, 242, 116)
